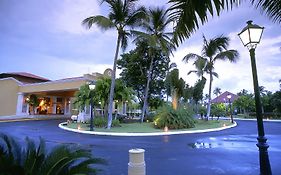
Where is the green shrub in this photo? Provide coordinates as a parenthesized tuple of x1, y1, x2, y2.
(153, 105, 195, 129)
(93, 117, 120, 127)
(112, 119, 121, 127)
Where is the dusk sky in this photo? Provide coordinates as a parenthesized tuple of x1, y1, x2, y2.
(0, 0, 280, 95)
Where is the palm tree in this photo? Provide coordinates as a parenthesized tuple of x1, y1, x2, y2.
(168, 0, 281, 45)
(213, 87, 222, 99)
(82, 0, 146, 129)
(183, 35, 239, 120)
(132, 7, 175, 122)
(0, 133, 104, 174)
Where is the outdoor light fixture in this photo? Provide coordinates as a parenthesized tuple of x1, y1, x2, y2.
(89, 81, 96, 131)
(238, 21, 271, 175)
(226, 94, 233, 123)
(238, 20, 264, 49)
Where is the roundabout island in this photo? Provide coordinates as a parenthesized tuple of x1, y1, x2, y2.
(59, 119, 237, 136)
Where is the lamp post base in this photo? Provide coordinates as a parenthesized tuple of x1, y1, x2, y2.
(256, 136, 272, 175)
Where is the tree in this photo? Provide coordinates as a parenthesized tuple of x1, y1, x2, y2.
(132, 7, 175, 122)
(165, 62, 177, 102)
(82, 0, 146, 129)
(192, 78, 206, 113)
(168, 0, 281, 46)
(183, 35, 239, 120)
(233, 94, 255, 114)
(213, 87, 221, 97)
(26, 94, 39, 114)
(166, 69, 185, 109)
(0, 133, 104, 174)
(118, 41, 170, 111)
(271, 91, 281, 113)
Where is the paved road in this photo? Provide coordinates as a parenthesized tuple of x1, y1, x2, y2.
(0, 120, 280, 175)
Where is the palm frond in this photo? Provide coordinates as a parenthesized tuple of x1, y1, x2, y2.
(82, 16, 115, 30)
(168, 0, 240, 46)
(214, 50, 239, 62)
(182, 53, 204, 63)
(252, 0, 281, 23)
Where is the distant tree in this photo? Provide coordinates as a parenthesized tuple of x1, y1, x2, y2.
(82, 0, 146, 129)
(213, 87, 222, 97)
(270, 91, 281, 113)
(233, 94, 255, 114)
(238, 89, 249, 96)
(183, 35, 239, 120)
(192, 78, 207, 113)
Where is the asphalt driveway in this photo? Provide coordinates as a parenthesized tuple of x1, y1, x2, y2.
(0, 119, 280, 175)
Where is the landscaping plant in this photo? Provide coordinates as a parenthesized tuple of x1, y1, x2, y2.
(154, 105, 195, 129)
(0, 133, 105, 175)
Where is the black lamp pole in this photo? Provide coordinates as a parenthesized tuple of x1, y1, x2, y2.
(90, 95, 94, 131)
(249, 48, 271, 174)
(228, 98, 233, 123)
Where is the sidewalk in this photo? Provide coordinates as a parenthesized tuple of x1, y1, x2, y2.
(0, 115, 70, 123)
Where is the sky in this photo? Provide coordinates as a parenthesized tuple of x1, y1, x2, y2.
(0, 0, 280, 95)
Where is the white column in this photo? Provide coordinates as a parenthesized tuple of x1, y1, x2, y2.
(128, 148, 146, 175)
(52, 97, 57, 114)
(16, 92, 24, 116)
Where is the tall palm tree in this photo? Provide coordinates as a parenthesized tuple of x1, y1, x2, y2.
(213, 87, 222, 97)
(82, 0, 146, 129)
(168, 0, 281, 45)
(0, 133, 104, 174)
(132, 7, 175, 122)
(183, 35, 239, 120)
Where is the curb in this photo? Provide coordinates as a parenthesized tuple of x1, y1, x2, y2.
(58, 122, 237, 137)
(233, 118, 281, 122)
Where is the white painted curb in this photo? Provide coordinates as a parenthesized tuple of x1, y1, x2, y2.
(58, 121, 237, 137)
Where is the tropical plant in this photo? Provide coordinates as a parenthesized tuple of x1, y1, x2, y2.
(132, 7, 175, 122)
(153, 105, 195, 129)
(183, 35, 239, 120)
(168, 0, 281, 45)
(0, 133, 105, 175)
(165, 68, 185, 109)
(26, 94, 39, 114)
(82, 0, 146, 129)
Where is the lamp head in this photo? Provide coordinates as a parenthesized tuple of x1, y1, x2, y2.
(238, 20, 264, 50)
(227, 94, 232, 99)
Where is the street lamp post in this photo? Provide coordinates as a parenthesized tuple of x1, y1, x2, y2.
(89, 83, 96, 131)
(227, 94, 233, 123)
(238, 20, 271, 175)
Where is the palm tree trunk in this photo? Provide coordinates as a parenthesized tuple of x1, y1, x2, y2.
(206, 72, 213, 120)
(172, 89, 178, 110)
(107, 34, 121, 129)
(141, 56, 154, 123)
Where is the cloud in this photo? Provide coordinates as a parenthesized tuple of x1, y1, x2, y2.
(48, 0, 101, 35)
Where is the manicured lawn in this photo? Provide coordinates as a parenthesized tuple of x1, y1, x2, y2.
(65, 119, 233, 133)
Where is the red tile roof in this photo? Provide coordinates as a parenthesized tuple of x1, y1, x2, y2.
(211, 91, 239, 103)
(1, 72, 50, 81)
